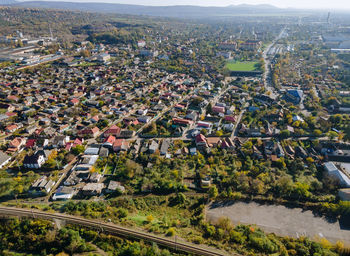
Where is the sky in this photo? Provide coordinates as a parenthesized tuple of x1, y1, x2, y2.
(37, 0, 349, 10)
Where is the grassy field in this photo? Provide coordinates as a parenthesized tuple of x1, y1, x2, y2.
(226, 61, 259, 71)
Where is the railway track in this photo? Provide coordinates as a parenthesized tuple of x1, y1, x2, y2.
(0, 206, 229, 256)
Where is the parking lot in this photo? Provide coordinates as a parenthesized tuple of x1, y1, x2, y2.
(207, 201, 350, 244)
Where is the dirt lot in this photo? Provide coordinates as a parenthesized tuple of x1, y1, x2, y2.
(207, 201, 350, 245)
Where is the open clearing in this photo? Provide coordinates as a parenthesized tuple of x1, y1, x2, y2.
(225, 61, 259, 71)
(207, 201, 350, 245)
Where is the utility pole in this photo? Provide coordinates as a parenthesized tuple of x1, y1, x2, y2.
(175, 235, 177, 251)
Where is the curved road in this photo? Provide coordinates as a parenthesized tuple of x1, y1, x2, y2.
(0, 206, 229, 256)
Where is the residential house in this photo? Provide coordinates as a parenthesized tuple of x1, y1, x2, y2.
(324, 162, 350, 188)
(104, 125, 121, 138)
(223, 123, 234, 132)
(113, 139, 129, 152)
(195, 134, 208, 148)
(0, 151, 11, 168)
(138, 115, 152, 123)
(212, 105, 225, 114)
(103, 135, 116, 148)
(52, 135, 70, 148)
(224, 115, 236, 123)
(339, 189, 350, 201)
(5, 124, 18, 133)
(52, 186, 75, 200)
(284, 89, 303, 104)
(173, 118, 193, 126)
(106, 180, 125, 194)
(221, 137, 235, 150)
(201, 176, 212, 188)
(149, 140, 159, 154)
(79, 127, 100, 138)
(160, 139, 171, 155)
(30, 176, 55, 195)
(89, 172, 102, 183)
(7, 137, 26, 153)
(25, 139, 37, 149)
(23, 150, 46, 169)
(295, 146, 308, 159)
(207, 137, 221, 148)
(82, 183, 104, 196)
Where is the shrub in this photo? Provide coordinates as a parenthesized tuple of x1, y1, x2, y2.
(146, 215, 154, 223)
(117, 208, 128, 218)
(249, 233, 279, 254)
(229, 230, 246, 244)
(166, 227, 175, 237)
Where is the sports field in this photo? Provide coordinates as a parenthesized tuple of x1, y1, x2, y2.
(225, 61, 259, 71)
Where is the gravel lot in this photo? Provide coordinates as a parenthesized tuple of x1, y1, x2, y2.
(207, 201, 350, 245)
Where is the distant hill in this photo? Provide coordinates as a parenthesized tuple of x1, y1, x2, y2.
(9, 1, 302, 19)
(228, 4, 279, 10)
(0, 0, 17, 5)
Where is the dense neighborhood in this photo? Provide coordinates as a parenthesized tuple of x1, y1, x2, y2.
(1, 5, 350, 256)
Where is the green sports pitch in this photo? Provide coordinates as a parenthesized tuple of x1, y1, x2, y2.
(225, 61, 260, 71)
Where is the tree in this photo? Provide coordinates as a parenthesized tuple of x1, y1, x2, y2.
(201, 128, 208, 136)
(80, 49, 91, 58)
(294, 182, 310, 199)
(313, 129, 323, 136)
(166, 227, 176, 236)
(280, 130, 290, 138)
(117, 208, 128, 218)
(208, 185, 218, 200)
(72, 145, 85, 155)
(243, 140, 253, 150)
(216, 130, 223, 137)
(146, 215, 154, 223)
(330, 114, 343, 124)
(328, 131, 338, 140)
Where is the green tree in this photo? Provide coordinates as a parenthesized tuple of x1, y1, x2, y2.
(72, 145, 85, 155)
(208, 185, 218, 200)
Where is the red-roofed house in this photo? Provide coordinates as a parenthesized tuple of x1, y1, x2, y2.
(123, 118, 139, 126)
(195, 134, 208, 147)
(221, 138, 235, 150)
(65, 138, 84, 151)
(103, 135, 116, 147)
(104, 125, 121, 138)
(212, 106, 225, 114)
(5, 124, 18, 133)
(90, 115, 99, 123)
(79, 127, 100, 138)
(48, 96, 57, 102)
(113, 139, 129, 152)
(69, 98, 79, 106)
(173, 118, 193, 126)
(7, 95, 19, 102)
(7, 137, 26, 153)
(224, 116, 236, 123)
(25, 139, 37, 149)
(6, 112, 17, 117)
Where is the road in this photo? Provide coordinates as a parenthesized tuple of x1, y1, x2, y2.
(262, 26, 287, 99)
(0, 206, 231, 256)
(230, 109, 246, 139)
